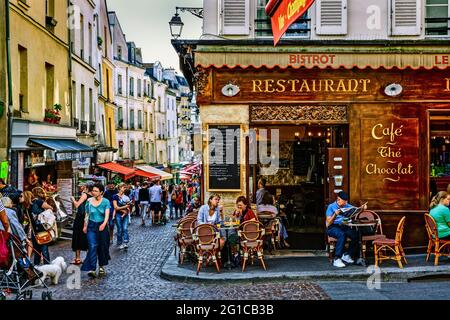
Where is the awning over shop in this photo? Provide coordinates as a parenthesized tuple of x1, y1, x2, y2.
(136, 165, 173, 181)
(134, 169, 160, 181)
(97, 162, 136, 181)
(180, 174, 191, 181)
(28, 138, 94, 161)
(195, 51, 450, 70)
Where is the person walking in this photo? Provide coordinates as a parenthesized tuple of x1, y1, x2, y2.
(139, 182, 150, 226)
(168, 184, 175, 220)
(81, 183, 111, 278)
(113, 183, 131, 250)
(181, 184, 188, 217)
(103, 182, 118, 242)
(174, 185, 183, 219)
(132, 182, 141, 217)
(70, 183, 92, 265)
(30, 187, 53, 265)
(149, 180, 163, 225)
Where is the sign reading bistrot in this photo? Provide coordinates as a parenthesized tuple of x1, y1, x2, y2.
(265, 0, 315, 46)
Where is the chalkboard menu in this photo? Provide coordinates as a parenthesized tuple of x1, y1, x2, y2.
(293, 142, 311, 176)
(207, 125, 241, 191)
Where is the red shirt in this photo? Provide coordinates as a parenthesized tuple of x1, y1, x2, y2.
(242, 208, 257, 223)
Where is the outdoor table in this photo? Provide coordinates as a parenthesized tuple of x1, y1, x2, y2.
(220, 223, 240, 270)
(346, 220, 378, 267)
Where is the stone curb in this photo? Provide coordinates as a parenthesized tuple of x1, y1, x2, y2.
(161, 251, 450, 283)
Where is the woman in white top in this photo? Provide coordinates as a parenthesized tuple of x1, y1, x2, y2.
(197, 194, 224, 249)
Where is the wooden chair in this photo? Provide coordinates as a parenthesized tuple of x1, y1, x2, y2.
(355, 210, 386, 259)
(373, 216, 407, 268)
(258, 211, 279, 254)
(424, 213, 450, 266)
(175, 216, 197, 265)
(192, 224, 221, 275)
(238, 220, 267, 272)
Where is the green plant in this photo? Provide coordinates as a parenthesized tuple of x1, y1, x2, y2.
(53, 103, 62, 112)
(97, 36, 103, 47)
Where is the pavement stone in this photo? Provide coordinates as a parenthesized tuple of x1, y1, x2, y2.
(17, 216, 329, 301)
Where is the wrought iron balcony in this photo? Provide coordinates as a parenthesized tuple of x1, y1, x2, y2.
(80, 120, 87, 134)
(425, 17, 450, 36)
(89, 121, 96, 134)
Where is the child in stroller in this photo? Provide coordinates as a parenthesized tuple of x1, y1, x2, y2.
(0, 231, 53, 300)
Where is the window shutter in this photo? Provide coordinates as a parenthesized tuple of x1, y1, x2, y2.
(221, 0, 249, 35)
(390, 0, 420, 35)
(316, 0, 348, 35)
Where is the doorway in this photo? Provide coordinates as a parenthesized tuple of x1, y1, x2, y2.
(250, 124, 349, 250)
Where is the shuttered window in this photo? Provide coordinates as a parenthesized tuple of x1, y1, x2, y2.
(390, 0, 421, 35)
(221, 0, 249, 35)
(316, 0, 348, 35)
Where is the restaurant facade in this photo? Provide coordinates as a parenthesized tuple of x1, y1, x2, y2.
(175, 40, 450, 250)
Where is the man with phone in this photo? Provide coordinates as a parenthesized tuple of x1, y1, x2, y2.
(326, 191, 359, 268)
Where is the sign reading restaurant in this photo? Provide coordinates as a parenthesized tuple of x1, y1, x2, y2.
(252, 78, 371, 93)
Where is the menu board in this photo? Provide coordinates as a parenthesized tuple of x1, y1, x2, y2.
(207, 125, 241, 191)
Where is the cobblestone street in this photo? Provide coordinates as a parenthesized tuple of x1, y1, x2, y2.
(30, 217, 330, 300)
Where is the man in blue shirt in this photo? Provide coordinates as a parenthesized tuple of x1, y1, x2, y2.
(326, 191, 359, 268)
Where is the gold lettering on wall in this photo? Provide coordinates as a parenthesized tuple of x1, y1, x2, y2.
(365, 123, 415, 182)
(446, 78, 450, 91)
(250, 78, 372, 93)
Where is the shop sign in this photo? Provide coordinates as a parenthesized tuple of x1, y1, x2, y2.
(75, 158, 91, 169)
(361, 118, 419, 200)
(0, 162, 8, 180)
(56, 151, 94, 161)
(25, 152, 46, 168)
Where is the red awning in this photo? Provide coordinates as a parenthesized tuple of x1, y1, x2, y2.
(182, 163, 200, 173)
(97, 162, 136, 180)
(180, 174, 191, 181)
(134, 169, 160, 181)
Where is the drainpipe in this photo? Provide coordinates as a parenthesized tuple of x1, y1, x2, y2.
(5, 0, 14, 184)
(67, 0, 73, 128)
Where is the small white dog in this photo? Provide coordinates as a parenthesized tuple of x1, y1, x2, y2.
(35, 256, 67, 286)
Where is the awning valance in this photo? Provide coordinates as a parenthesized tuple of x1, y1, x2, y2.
(195, 52, 450, 70)
(97, 162, 136, 181)
(136, 165, 173, 181)
(134, 169, 160, 181)
(28, 138, 94, 161)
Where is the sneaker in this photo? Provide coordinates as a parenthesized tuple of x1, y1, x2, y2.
(87, 271, 97, 278)
(118, 244, 125, 250)
(342, 254, 354, 264)
(333, 258, 346, 268)
(123, 243, 129, 250)
(98, 267, 106, 277)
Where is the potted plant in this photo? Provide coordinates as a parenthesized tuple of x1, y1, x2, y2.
(44, 104, 62, 124)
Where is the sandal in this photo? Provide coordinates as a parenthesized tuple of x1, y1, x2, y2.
(71, 258, 82, 265)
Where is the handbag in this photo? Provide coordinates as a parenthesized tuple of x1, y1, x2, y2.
(35, 230, 53, 245)
(0, 231, 10, 268)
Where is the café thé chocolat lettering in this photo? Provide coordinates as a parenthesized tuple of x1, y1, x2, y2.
(365, 122, 415, 182)
(251, 78, 371, 93)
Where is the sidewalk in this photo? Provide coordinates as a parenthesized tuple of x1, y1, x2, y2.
(161, 251, 450, 283)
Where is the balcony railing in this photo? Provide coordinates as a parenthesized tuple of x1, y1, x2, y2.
(89, 121, 96, 134)
(255, 17, 311, 38)
(425, 17, 450, 36)
(80, 120, 87, 134)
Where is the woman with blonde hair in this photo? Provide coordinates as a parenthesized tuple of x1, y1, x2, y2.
(430, 191, 450, 240)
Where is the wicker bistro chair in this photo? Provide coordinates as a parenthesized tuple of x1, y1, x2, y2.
(175, 216, 197, 265)
(192, 224, 222, 275)
(355, 210, 386, 259)
(424, 213, 450, 266)
(258, 212, 280, 253)
(238, 221, 267, 272)
(373, 216, 407, 268)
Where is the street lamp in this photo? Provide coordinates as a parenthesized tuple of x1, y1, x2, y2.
(169, 12, 184, 39)
(169, 7, 203, 39)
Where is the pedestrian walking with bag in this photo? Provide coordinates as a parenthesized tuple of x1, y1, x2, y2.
(113, 183, 131, 250)
(70, 183, 92, 265)
(81, 183, 111, 278)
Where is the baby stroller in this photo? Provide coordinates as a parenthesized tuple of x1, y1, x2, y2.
(0, 231, 53, 300)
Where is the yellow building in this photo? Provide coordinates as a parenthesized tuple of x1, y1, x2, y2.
(0, 2, 7, 165)
(8, 0, 95, 191)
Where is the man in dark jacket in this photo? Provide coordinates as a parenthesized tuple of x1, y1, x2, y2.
(139, 182, 150, 226)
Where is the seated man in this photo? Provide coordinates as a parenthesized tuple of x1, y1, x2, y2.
(186, 196, 201, 215)
(326, 191, 359, 268)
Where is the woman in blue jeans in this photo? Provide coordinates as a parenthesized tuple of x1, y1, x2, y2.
(113, 183, 131, 250)
(30, 187, 53, 265)
(81, 183, 110, 278)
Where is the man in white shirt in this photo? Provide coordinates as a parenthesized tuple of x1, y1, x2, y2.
(149, 180, 163, 225)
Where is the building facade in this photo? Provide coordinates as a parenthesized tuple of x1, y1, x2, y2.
(174, 0, 450, 250)
(0, 2, 7, 167)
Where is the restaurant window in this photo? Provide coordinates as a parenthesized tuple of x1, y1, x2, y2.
(425, 0, 450, 36)
(255, 0, 310, 38)
(430, 112, 450, 199)
(138, 141, 143, 159)
(137, 79, 142, 97)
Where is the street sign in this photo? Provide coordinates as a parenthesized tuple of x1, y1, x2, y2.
(266, 0, 315, 46)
